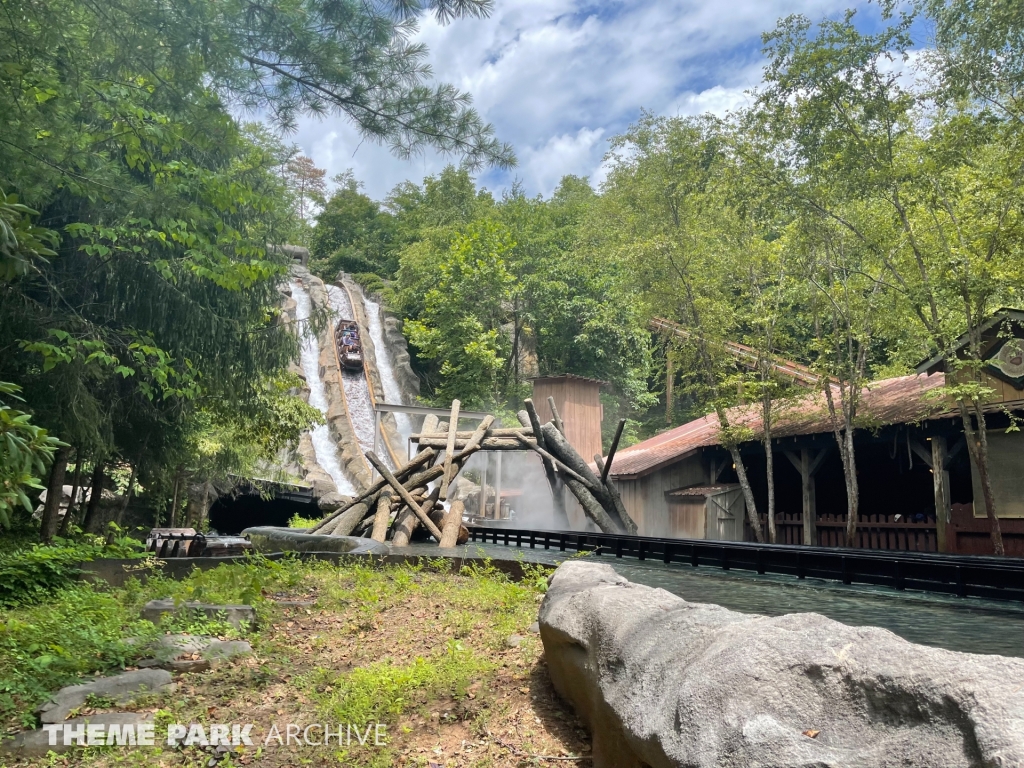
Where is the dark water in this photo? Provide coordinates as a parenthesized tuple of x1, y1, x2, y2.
(406, 541, 1024, 658)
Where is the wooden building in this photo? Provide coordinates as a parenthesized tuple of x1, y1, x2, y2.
(604, 368, 1024, 556)
(916, 308, 1024, 521)
(532, 375, 605, 464)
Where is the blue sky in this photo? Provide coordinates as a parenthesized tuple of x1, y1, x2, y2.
(291, 0, 914, 202)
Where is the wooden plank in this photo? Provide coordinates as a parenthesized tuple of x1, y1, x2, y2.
(513, 433, 589, 485)
(439, 399, 461, 500)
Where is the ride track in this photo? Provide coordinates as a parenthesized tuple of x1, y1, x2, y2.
(467, 526, 1024, 603)
(327, 280, 404, 477)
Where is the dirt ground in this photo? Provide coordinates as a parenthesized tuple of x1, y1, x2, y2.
(16, 560, 592, 767)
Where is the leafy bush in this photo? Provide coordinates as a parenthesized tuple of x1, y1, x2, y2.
(288, 512, 321, 528)
(0, 534, 146, 607)
(0, 381, 63, 530)
(0, 584, 157, 728)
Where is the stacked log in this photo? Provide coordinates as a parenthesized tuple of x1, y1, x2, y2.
(307, 396, 635, 545)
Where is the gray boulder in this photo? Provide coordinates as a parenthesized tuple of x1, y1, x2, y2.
(317, 492, 349, 513)
(38, 670, 172, 724)
(539, 561, 1024, 768)
(202, 640, 252, 660)
(141, 599, 255, 629)
(1, 713, 154, 758)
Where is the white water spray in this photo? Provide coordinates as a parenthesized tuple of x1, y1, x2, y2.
(362, 294, 414, 442)
(290, 280, 356, 496)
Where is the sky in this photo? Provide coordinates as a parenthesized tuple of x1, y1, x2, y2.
(290, 0, 899, 202)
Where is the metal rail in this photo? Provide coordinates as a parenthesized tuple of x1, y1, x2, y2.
(467, 526, 1024, 603)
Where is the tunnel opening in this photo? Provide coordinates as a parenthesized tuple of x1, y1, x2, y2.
(208, 492, 321, 535)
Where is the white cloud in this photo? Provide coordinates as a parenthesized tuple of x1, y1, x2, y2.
(291, 0, 873, 200)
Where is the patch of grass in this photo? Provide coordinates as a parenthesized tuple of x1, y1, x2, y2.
(309, 638, 490, 725)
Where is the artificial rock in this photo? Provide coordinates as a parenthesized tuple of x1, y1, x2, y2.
(539, 561, 1024, 768)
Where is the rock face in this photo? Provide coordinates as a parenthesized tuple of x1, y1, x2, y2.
(539, 561, 1024, 768)
(38, 670, 173, 724)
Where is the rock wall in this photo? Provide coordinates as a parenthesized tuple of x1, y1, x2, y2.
(539, 561, 1024, 768)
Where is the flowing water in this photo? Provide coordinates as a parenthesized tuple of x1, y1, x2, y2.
(406, 540, 1024, 658)
(290, 280, 356, 496)
(325, 285, 377, 461)
(362, 294, 414, 443)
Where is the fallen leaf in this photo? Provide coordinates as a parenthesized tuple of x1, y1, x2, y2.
(802, 729, 821, 739)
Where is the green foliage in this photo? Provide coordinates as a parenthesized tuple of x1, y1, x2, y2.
(0, 535, 146, 607)
(289, 512, 321, 528)
(0, 584, 159, 728)
(0, 190, 57, 282)
(0, 383, 63, 529)
(377, 167, 655, 414)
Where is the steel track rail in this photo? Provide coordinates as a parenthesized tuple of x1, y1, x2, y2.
(467, 526, 1024, 603)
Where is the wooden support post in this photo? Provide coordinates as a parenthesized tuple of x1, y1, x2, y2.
(931, 436, 950, 553)
(367, 451, 444, 541)
(547, 396, 565, 435)
(495, 452, 503, 519)
(524, 400, 567, 523)
(439, 399, 461, 500)
(439, 500, 465, 548)
(784, 447, 827, 546)
(370, 490, 392, 543)
(601, 419, 626, 485)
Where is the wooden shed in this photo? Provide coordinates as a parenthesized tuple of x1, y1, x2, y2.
(665, 484, 746, 540)
(532, 375, 605, 465)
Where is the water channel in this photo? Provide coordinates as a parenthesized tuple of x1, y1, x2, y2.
(289, 280, 356, 496)
(406, 540, 1024, 658)
(362, 293, 414, 443)
(325, 284, 377, 460)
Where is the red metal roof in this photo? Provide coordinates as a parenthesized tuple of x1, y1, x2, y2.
(608, 373, 950, 479)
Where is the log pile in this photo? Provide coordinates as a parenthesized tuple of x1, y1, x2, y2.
(308, 395, 637, 544)
(308, 400, 491, 546)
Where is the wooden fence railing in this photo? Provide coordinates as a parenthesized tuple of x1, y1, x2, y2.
(757, 511, 938, 552)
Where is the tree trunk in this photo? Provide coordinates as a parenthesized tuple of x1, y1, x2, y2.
(390, 507, 419, 546)
(82, 461, 106, 534)
(728, 445, 763, 543)
(58, 448, 83, 536)
(169, 465, 183, 528)
(327, 502, 369, 537)
(840, 427, 859, 545)
(763, 434, 776, 544)
(40, 446, 70, 541)
(959, 400, 1004, 555)
(112, 461, 139, 534)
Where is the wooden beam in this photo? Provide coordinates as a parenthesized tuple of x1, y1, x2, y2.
(439, 399, 461, 500)
(513, 433, 589, 485)
(366, 452, 444, 541)
(547, 396, 565, 435)
(909, 438, 934, 468)
(601, 419, 625, 484)
(932, 436, 950, 553)
(309, 448, 436, 533)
